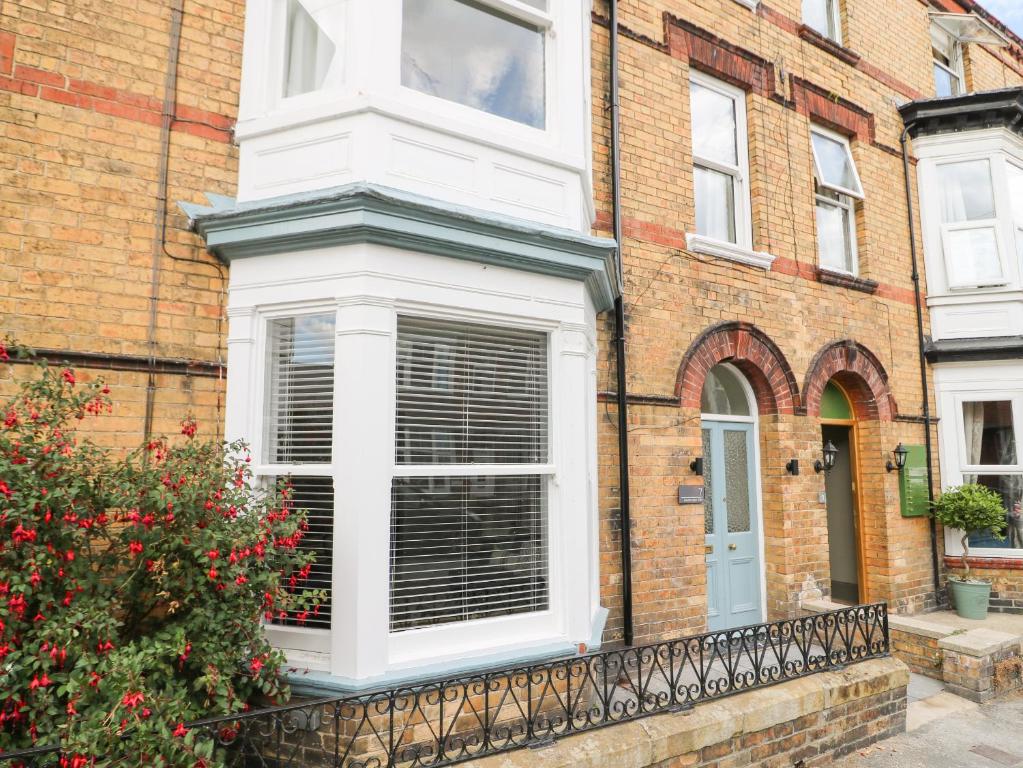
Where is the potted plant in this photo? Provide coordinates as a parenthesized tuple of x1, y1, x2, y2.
(931, 483, 1008, 620)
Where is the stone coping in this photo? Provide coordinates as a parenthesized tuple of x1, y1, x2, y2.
(938, 628, 1021, 657)
(458, 658, 908, 768)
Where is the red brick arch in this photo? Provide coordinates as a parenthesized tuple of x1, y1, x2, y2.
(675, 322, 799, 415)
(802, 341, 897, 421)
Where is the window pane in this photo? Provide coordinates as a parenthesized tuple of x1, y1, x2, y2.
(395, 317, 549, 464)
(701, 365, 751, 417)
(963, 401, 1017, 465)
(945, 227, 1003, 286)
(694, 166, 736, 243)
(724, 430, 751, 533)
(691, 82, 738, 166)
(963, 474, 1022, 550)
(811, 131, 860, 194)
(401, 0, 545, 128)
(703, 428, 714, 535)
(816, 196, 854, 273)
(938, 160, 996, 222)
(390, 474, 548, 631)
(803, 0, 836, 39)
(270, 475, 334, 628)
(283, 0, 340, 98)
(933, 63, 959, 98)
(266, 313, 336, 464)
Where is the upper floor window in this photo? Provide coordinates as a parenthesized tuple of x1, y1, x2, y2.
(803, 0, 841, 44)
(280, 0, 345, 99)
(810, 127, 863, 275)
(936, 159, 1005, 289)
(400, 0, 548, 129)
(690, 73, 751, 248)
(931, 25, 964, 98)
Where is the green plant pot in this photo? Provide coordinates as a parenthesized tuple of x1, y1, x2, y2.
(948, 579, 992, 620)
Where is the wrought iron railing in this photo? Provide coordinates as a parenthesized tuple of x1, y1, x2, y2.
(0, 602, 889, 768)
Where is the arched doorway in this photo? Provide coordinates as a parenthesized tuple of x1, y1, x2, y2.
(820, 381, 864, 604)
(701, 364, 765, 631)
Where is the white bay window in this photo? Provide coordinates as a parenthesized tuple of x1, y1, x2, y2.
(936, 159, 1005, 289)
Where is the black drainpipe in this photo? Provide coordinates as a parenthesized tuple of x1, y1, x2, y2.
(900, 123, 942, 600)
(608, 0, 634, 647)
(143, 0, 185, 444)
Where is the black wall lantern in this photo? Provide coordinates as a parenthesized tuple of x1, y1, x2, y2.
(886, 443, 909, 473)
(690, 457, 704, 476)
(786, 459, 800, 475)
(814, 441, 838, 474)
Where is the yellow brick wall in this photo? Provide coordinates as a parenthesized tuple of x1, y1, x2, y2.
(0, 0, 240, 444)
(591, 0, 1023, 644)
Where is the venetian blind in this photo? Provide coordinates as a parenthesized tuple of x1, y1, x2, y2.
(265, 314, 336, 464)
(390, 317, 550, 632)
(272, 475, 334, 629)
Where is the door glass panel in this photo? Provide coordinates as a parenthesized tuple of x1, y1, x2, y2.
(724, 430, 751, 533)
(703, 428, 714, 535)
(701, 365, 751, 417)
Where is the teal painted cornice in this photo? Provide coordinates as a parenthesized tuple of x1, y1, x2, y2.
(183, 183, 619, 312)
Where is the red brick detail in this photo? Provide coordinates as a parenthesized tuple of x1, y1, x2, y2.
(945, 555, 1023, 571)
(790, 77, 874, 142)
(856, 59, 924, 101)
(756, 3, 801, 35)
(802, 340, 897, 421)
(0, 33, 231, 143)
(0, 31, 14, 76)
(675, 322, 799, 415)
(664, 13, 776, 98)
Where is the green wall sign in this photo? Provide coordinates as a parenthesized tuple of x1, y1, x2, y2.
(899, 444, 930, 518)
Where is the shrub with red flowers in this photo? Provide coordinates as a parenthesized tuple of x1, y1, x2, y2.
(0, 349, 323, 766)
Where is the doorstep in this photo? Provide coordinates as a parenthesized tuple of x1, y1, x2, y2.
(457, 658, 909, 768)
(803, 599, 1023, 703)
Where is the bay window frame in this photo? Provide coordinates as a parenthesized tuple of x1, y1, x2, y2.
(938, 377, 1023, 562)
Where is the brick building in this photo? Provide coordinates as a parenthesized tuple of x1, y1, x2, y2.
(3, 0, 1023, 695)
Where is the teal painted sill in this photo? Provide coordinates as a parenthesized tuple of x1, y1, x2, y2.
(181, 183, 619, 312)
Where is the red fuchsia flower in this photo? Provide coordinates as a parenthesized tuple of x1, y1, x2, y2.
(29, 571, 41, 588)
(179, 642, 192, 668)
(97, 639, 114, 654)
(3, 409, 17, 427)
(0, 481, 13, 499)
(129, 541, 143, 556)
(66, 698, 78, 716)
(235, 574, 247, 586)
(28, 673, 52, 690)
(207, 549, 219, 561)
(249, 657, 264, 675)
(0, 343, 8, 361)
(60, 755, 89, 768)
(121, 691, 144, 710)
(61, 369, 75, 386)
(207, 567, 218, 580)
(88, 671, 102, 688)
(181, 419, 197, 437)
(173, 722, 188, 738)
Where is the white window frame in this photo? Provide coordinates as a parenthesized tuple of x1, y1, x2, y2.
(387, 312, 558, 645)
(254, 302, 341, 659)
(937, 370, 1023, 562)
(932, 26, 965, 98)
(933, 156, 1008, 291)
(810, 125, 862, 276)
(686, 72, 775, 270)
(803, 0, 842, 44)
(396, 0, 554, 134)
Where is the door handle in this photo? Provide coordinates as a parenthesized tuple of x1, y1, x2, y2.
(728, 543, 737, 551)
(705, 545, 714, 554)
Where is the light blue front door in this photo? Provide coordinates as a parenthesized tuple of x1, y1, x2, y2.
(703, 421, 763, 632)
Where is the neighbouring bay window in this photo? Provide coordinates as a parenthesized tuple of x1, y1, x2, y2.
(400, 0, 549, 128)
(939, 387, 1023, 556)
(689, 73, 752, 248)
(390, 317, 551, 632)
(263, 313, 337, 629)
(810, 126, 863, 275)
(935, 159, 1006, 289)
(802, 0, 841, 43)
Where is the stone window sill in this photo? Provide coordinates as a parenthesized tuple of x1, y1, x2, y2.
(817, 268, 878, 294)
(686, 233, 776, 270)
(729, 0, 759, 9)
(798, 25, 862, 67)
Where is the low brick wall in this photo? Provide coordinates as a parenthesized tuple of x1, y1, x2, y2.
(940, 630, 1023, 703)
(890, 627, 943, 680)
(459, 658, 908, 768)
